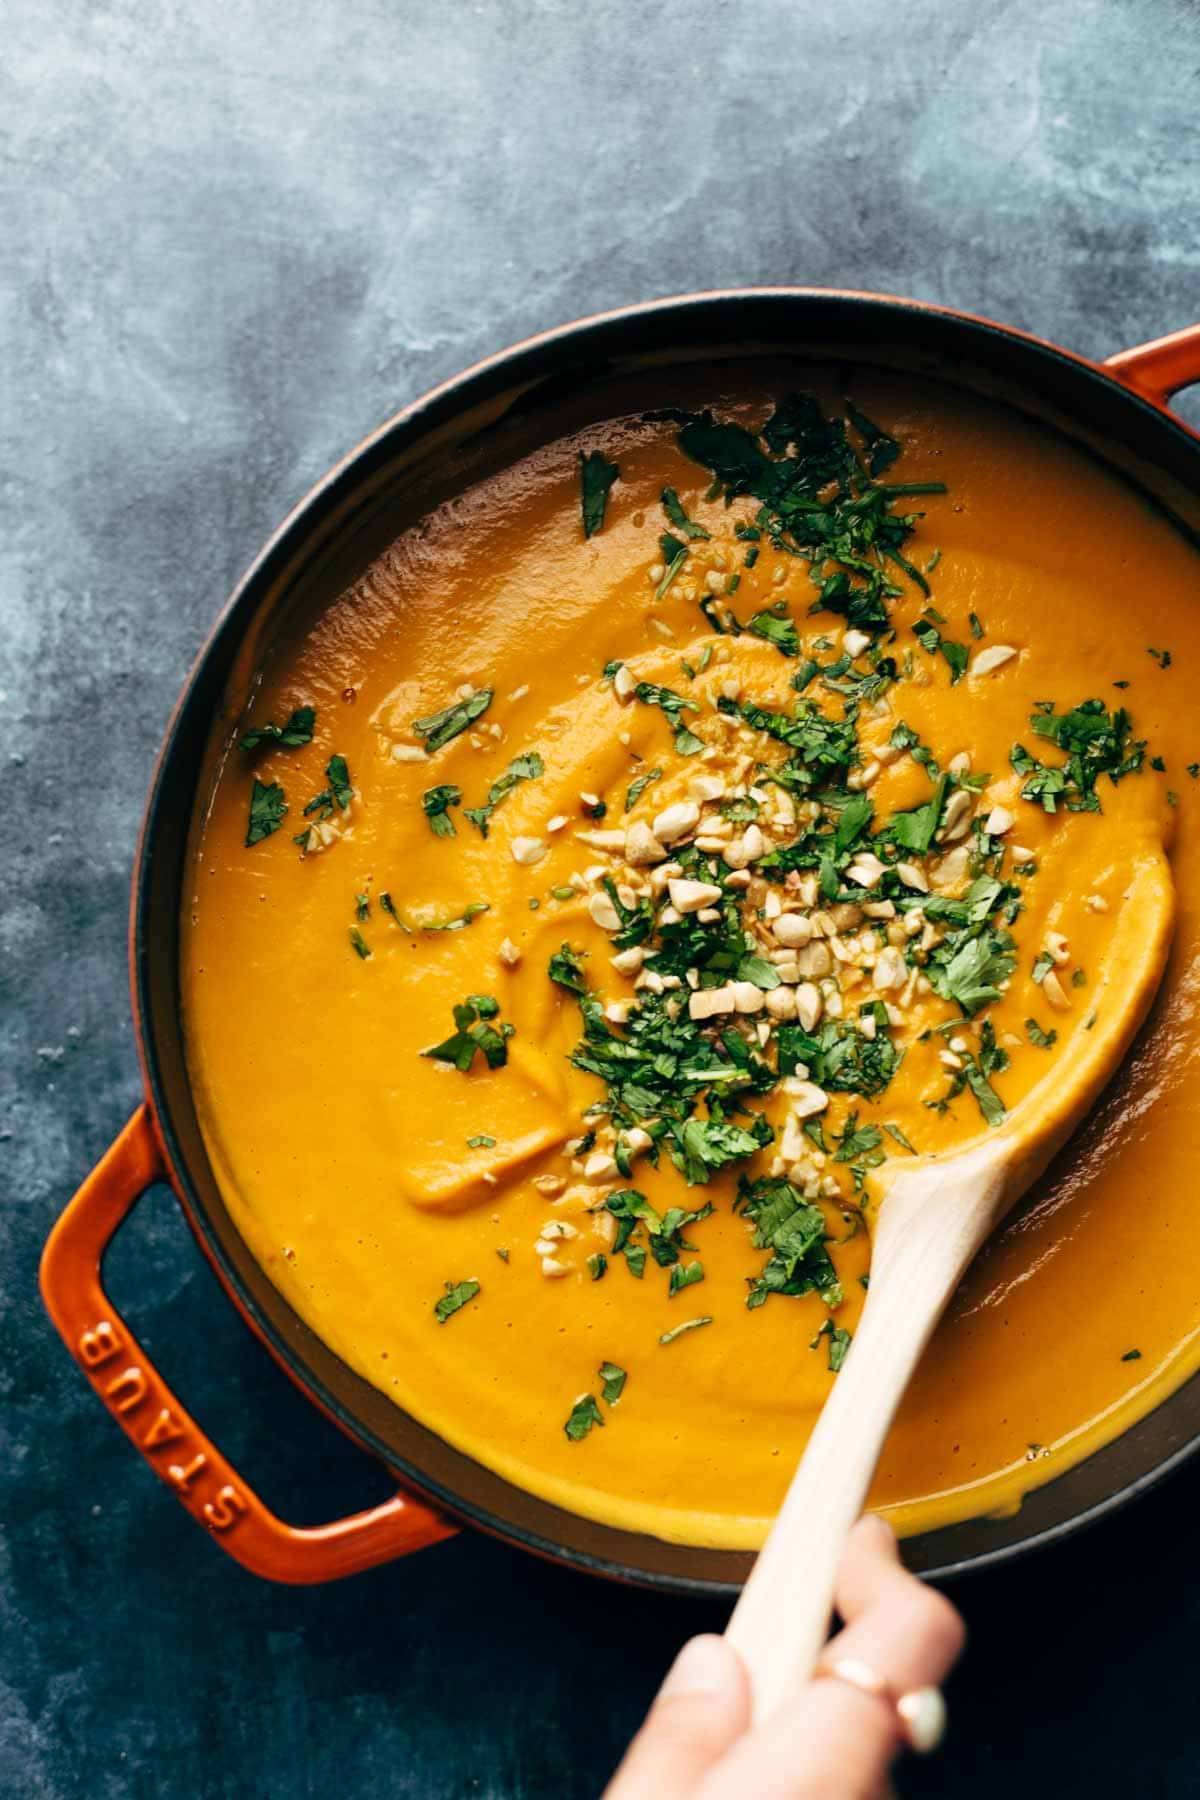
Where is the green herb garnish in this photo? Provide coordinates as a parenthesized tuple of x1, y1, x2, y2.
(659, 1316, 713, 1346)
(669, 393, 942, 637)
(421, 903, 491, 933)
(580, 450, 619, 538)
(913, 612, 969, 683)
(599, 1361, 627, 1404)
(464, 751, 545, 836)
(245, 779, 287, 846)
(302, 755, 353, 821)
(662, 487, 710, 540)
(634, 682, 704, 756)
(413, 689, 493, 754)
(812, 1318, 853, 1371)
(736, 1176, 841, 1311)
(423, 784, 462, 837)
(625, 767, 664, 812)
(423, 995, 513, 1072)
(239, 705, 315, 751)
(1011, 700, 1145, 814)
(564, 1393, 605, 1440)
(749, 609, 800, 656)
(434, 1279, 480, 1324)
(883, 1123, 917, 1153)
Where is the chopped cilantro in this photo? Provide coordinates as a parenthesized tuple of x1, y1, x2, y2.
(464, 751, 544, 836)
(927, 923, 1016, 1016)
(882, 774, 948, 854)
(883, 1123, 917, 1153)
(776, 1014, 899, 1099)
(1012, 699, 1145, 813)
(661, 487, 709, 540)
(245, 779, 287, 846)
(652, 533, 688, 598)
(586, 1252, 607, 1281)
(723, 697, 857, 781)
(434, 1279, 480, 1324)
(604, 1189, 715, 1282)
(422, 996, 513, 1072)
(302, 754, 353, 821)
(749, 609, 800, 656)
(580, 450, 619, 538)
(239, 705, 315, 751)
(913, 612, 968, 683)
(1025, 1019, 1058, 1049)
(625, 767, 664, 813)
(548, 943, 589, 994)
(422, 783, 462, 837)
(957, 1022, 1009, 1126)
(670, 1116, 773, 1186)
(833, 1114, 884, 1162)
(844, 400, 901, 476)
(349, 927, 371, 960)
(420, 902, 490, 933)
(736, 1175, 841, 1310)
(467, 1134, 496, 1148)
(564, 1393, 605, 1440)
(634, 682, 704, 755)
(379, 892, 409, 930)
(659, 1316, 713, 1346)
(812, 1318, 853, 1371)
(1147, 647, 1172, 669)
(668, 1260, 705, 1297)
(413, 689, 493, 754)
(599, 1361, 627, 1404)
(668, 395, 943, 640)
(1121, 1349, 1143, 1362)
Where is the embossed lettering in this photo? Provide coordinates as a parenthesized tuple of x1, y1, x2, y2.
(78, 1319, 125, 1369)
(166, 1452, 208, 1493)
(203, 1485, 248, 1532)
(105, 1366, 148, 1414)
(141, 1408, 185, 1450)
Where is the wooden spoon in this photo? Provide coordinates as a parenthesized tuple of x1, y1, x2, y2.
(726, 847, 1175, 1724)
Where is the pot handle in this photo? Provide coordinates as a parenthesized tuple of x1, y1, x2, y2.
(1106, 324, 1200, 407)
(40, 1107, 457, 1583)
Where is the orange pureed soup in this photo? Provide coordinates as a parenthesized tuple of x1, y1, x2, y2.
(183, 371, 1200, 1549)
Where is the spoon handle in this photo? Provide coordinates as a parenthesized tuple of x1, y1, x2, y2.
(725, 1159, 1001, 1724)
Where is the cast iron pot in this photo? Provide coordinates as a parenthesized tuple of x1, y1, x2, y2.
(40, 290, 1200, 1593)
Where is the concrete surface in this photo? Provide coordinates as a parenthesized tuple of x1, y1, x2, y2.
(4, 1, 1200, 1794)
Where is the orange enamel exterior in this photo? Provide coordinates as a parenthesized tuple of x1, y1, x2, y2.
(38, 293, 1200, 1584)
(39, 1108, 455, 1581)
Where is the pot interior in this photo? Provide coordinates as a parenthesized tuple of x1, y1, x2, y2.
(137, 293, 1200, 1591)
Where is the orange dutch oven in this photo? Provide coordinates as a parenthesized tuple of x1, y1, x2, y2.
(39, 291, 1200, 1591)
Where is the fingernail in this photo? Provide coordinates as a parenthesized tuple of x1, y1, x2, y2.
(660, 1634, 734, 1700)
(897, 1686, 947, 1754)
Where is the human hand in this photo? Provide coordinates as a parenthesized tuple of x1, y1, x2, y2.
(604, 1516, 964, 1800)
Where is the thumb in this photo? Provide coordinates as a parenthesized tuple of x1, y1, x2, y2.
(604, 1635, 750, 1799)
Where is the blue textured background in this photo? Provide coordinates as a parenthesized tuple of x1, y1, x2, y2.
(5, 3, 1200, 1794)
